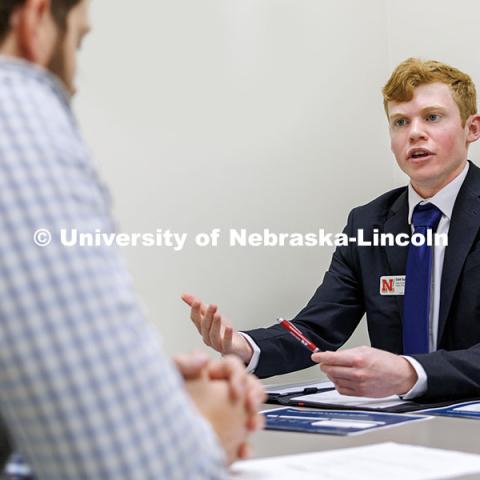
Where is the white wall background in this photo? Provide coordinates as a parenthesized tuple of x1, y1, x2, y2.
(74, 0, 480, 381)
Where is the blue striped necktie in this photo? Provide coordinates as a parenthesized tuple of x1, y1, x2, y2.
(402, 202, 443, 355)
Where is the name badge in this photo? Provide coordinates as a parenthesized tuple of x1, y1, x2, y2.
(380, 275, 405, 295)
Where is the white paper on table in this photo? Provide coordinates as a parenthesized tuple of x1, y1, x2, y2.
(455, 402, 480, 413)
(229, 442, 480, 480)
(310, 419, 382, 429)
(291, 389, 406, 409)
(264, 380, 334, 396)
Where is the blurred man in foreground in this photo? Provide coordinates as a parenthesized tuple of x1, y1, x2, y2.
(0, 0, 265, 477)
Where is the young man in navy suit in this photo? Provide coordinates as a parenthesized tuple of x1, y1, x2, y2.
(185, 58, 480, 401)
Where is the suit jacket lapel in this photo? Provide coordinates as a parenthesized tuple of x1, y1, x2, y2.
(438, 162, 480, 344)
(381, 190, 410, 318)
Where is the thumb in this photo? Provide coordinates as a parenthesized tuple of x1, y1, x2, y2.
(311, 352, 323, 363)
(181, 292, 195, 306)
(174, 351, 210, 380)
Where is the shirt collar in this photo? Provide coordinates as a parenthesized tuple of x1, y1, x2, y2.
(0, 55, 71, 108)
(407, 161, 470, 224)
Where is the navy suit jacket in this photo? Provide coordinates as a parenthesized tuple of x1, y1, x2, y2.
(247, 161, 480, 400)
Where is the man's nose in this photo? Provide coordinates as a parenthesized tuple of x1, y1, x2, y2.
(409, 118, 428, 142)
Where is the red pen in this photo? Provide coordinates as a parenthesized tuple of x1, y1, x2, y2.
(277, 318, 320, 353)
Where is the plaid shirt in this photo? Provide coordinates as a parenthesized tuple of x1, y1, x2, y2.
(0, 56, 225, 479)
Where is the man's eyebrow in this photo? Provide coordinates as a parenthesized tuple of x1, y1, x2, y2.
(388, 105, 447, 120)
(388, 112, 407, 121)
(420, 105, 447, 113)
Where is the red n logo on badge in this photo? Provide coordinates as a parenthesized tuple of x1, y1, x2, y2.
(381, 278, 394, 294)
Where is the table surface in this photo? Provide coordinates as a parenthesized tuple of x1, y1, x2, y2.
(249, 379, 480, 479)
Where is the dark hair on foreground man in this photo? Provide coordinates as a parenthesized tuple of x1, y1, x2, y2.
(0, 1, 265, 478)
(1, 0, 80, 36)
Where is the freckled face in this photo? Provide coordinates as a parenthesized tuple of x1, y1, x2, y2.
(388, 82, 470, 197)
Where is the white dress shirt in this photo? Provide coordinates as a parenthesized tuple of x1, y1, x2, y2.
(241, 162, 470, 399)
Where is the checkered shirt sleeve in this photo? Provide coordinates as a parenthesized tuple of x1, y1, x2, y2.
(0, 57, 226, 479)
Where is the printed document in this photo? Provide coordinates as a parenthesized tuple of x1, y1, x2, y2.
(230, 442, 480, 479)
(291, 389, 406, 409)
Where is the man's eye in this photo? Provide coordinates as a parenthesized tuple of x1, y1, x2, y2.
(393, 118, 407, 127)
(426, 113, 441, 122)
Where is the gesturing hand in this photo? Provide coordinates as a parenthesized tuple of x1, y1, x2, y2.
(182, 293, 254, 364)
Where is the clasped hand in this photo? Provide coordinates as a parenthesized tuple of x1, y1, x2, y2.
(174, 351, 265, 465)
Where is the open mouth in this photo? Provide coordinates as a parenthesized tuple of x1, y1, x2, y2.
(408, 148, 434, 160)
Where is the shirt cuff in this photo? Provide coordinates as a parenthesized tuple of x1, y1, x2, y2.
(400, 356, 428, 399)
(238, 332, 261, 373)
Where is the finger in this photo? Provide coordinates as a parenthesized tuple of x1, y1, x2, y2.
(245, 377, 267, 413)
(322, 370, 357, 392)
(323, 371, 337, 387)
(311, 351, 321, 363)
(320, 365, 359, 382)
(182, 293, 207, 316)
(183, 293, 208, 329)
(222, 324, 233, 353)
(331, 374, 370, 396)
(313, 350, 358, 368)
(189, 300, 204, 331)
(208, 355, 246, 400)
(311, 351, 340, 364)
(173, 351, 209, 380)
(335, 384, 358, 396)
(246, 412, 265, 432)
(201, 304, 217, 345)
(209, 312, 225, 351)
(181, 292, 195, 306)
(237, 442, 252, 460)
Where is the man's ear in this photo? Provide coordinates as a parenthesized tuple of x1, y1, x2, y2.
(14, 0, 56, 65)
(466, 114, 480, 145)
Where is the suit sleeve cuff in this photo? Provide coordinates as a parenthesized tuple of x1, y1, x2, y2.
(400, 356, 428, 399)
(238, 332, 261, 373)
